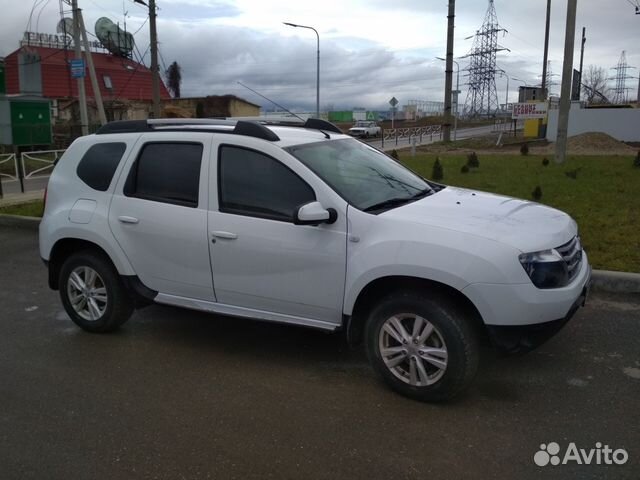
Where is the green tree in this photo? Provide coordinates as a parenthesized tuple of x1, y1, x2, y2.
(432, 157, 444, 181)
(165, 61, 182, 98)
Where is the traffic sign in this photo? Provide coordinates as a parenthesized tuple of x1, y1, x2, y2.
(389, 96, 398, 107)
(70, 58, 85, 78)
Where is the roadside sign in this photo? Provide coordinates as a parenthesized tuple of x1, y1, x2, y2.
(70, 58, 85, 78)
(389, 96, 398, 107)
(512, 102, 548, 120)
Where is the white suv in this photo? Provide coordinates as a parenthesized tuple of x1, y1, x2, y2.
(39, 118, 591, 401)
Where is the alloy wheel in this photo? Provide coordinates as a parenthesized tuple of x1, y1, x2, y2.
(378, 313, 448, 386)
(66, 266, 108, 321)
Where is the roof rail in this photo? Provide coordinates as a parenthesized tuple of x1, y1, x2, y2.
(228, 117, 343, 134)
(94, 117, 343, 140)
(302, 118, 342, 134)
(95, 119, 279, 141)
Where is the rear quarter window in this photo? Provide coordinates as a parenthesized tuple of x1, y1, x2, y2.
(76, 142, 127, 191)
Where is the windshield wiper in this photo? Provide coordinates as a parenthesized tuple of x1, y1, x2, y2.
(364, 197, 414, 212)
(364, 188, 434, 213)
(410, 188, 434, 200)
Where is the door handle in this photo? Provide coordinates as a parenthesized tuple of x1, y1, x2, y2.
(211, 231, 238, 240)
(118, 216, 139, 224)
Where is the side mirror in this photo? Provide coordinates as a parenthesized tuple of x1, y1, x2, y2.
(294, 201, 337, 226)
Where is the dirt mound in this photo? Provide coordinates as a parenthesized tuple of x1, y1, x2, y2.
(540, 132, 636, 155)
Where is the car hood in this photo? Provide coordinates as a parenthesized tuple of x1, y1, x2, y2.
(349, 128, 366, 131)
(383, 187, 576, 253)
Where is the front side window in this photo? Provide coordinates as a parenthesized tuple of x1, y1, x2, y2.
(218, 145, 315, 222)
(286, 138, 433, 213)
(124, 142, 202, 207)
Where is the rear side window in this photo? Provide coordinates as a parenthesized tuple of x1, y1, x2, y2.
(218, 145, 315, 222)
(124, 142, 203, 207)
(76, 142, 126, 191)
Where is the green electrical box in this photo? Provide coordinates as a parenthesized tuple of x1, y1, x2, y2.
(0, 62, 5, 94)
(0, 97, 52, 146)
(11, 101, 52, 145)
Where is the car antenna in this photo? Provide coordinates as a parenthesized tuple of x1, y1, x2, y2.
(237, 81, 305, 122)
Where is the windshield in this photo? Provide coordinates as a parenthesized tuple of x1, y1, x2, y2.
(286, 138, 434, 212)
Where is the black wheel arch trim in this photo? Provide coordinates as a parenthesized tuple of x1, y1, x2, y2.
(344, 275, 486, 346)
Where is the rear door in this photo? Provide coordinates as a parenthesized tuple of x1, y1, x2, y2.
(109, 132, 215, 300)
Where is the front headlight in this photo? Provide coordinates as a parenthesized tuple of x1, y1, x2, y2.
(519, 249, 569, 289)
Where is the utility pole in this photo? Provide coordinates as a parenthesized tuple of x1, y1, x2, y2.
(71, 0, 89, 135)
(577, 27, 586, 100)
(149, 0, 161, 118)
(541, 0, 552, 99)
(315, 32, 320, 118)
(78, 11, 106, 125)
(555, 0, 578, 164)
(443, 0, 455, 143)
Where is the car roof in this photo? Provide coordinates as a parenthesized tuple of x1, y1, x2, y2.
(89, 119, 352, 148)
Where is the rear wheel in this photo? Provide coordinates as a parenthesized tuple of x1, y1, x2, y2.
(59, 252, 134, 333)
(365, 291, 479, 402)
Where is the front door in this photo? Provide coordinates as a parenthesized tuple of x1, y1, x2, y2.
(208, 143, 347, 324)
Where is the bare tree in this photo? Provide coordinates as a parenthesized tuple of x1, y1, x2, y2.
(581, 65, 610, 104)
(165, 61, 182, 98)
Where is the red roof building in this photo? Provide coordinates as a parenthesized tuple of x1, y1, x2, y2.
(4, 45, 170, 101)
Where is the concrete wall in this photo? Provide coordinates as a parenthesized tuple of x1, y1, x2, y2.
(547, 105, 640, 142)
(161, 96, 260, 118)
(228, 98, 260, 117)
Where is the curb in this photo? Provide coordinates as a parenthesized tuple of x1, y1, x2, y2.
(0, 213, 638, 294)
(591, 270, 640, 294)
(0, 214, 41, 230)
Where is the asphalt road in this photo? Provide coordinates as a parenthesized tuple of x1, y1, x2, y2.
(0, 224, 638, 480)
(0, 177, 50, 196)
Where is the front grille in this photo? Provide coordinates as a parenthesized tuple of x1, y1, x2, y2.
(555, 236, 583, 282)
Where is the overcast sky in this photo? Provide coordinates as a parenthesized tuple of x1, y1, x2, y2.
(1, 0, 638, 111)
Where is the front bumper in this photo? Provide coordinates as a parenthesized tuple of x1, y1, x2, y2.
(486, 281, 589, 354)
(462, 251, 592, 327)
(462, 252, 592, 354)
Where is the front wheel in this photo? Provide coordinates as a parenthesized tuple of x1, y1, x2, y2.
(59, 251, 134, 333)
(365, 291, 479, 402)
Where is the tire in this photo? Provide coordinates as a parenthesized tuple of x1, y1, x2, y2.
(365, 291, 479, 402)
(59, 251, 134, 333)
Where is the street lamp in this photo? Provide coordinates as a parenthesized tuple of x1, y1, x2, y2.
(284, 22, 320, 118)
(436, 57, 459, 141)
(498, 71, 510, 111)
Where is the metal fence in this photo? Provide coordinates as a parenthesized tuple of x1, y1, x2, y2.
(21, 150, 64, 179)
(0, 149, 65, 198)
(0, 154, 19, 182)
(381, 125, 443, 148)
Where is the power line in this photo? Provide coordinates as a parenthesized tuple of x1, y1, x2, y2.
(131, 16, 149, 36)
(26, 0, 48, 32)
(35, 0, 53, 32)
